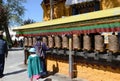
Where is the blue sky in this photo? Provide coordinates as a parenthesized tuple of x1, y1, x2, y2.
(23, 0, 43, 22)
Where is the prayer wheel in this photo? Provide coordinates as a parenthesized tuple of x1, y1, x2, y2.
(48, 36, 54, 48)
(28, 37, 33, 47)
(83, 34, 91, 51)
(108, 35, 119, 53)
(95, 35, 104, 52)
(24, 37, 29, 46)
(62, 35, 69, 49)
(32, 37, 36, 46)
(55, 36, 62, 48)
(42, 37, 48, 46)
(73, 34, 81, 50)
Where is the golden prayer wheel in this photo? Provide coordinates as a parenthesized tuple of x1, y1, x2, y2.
(28, 37, 33, 47)
(83, 34, 91, 51)
(73, 34, 81, 50)
(24, 37, 29, 47)
(48, 36, 54, 48)
(32, 37, 36, 46)
(42, 37, 48, 46)
(95, 35, 104, 52)
(62, 35, 69, 49)
(108, 35, 119, 53)
(55, 36, 62, 48)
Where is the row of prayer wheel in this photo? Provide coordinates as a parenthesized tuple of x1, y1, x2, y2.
(24, 34, 120, 53)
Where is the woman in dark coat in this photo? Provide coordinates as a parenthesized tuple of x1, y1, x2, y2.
(34, 37, 49, 76)
(0, 31, 8, 78)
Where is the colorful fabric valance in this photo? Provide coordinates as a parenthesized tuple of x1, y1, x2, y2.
(16, 22, 120, 36)
(14, 7, 120, 37)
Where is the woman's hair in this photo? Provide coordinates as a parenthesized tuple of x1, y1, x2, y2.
(36, 37, 42, 41)
(30, 52, 36, 54)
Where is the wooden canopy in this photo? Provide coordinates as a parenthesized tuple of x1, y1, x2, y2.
(13, 7, 120, 36)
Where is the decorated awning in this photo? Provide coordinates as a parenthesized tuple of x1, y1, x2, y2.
(13, 7, 120, 37)
(65, 0, 95, 6)
(15, 22, 120, 36)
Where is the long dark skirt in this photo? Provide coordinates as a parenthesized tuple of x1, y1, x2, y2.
(0, 55, 5, 76)
(40, 57, 47, 76)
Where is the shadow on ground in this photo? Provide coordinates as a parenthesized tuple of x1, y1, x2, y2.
(44, 78, 52, 81)
(4, 69, 26, 76)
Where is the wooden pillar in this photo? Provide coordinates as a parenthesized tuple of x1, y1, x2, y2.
(50, 0, 53, 20)
(68, 35, 73, 79)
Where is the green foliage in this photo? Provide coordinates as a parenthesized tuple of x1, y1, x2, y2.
(0, 0, 26, 45)
(23, 19, 36, 25)
(3, 0, 26, 26)
(0, 5, 7, 30)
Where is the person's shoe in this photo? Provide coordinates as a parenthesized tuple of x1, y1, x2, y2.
(40, 72, 48, 78)
(0, 74, 4, 78)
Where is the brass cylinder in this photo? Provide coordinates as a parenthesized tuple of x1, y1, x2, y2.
(73, 34, 81, 50)
(28, 37, 33, 47)
(24, 37, 29, 47)
(83, 34, 91, 51)
(62, 35, 69, 49)
(42, 37, 48, 46)
(55, 36, 61, 48)
(95, 35, 104, 52)
(48, 36, 54, 48)
(32, 37, 36, 46)
(108, 35, 119, 53)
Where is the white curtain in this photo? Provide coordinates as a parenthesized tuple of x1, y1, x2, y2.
(65, 0, 94, 5)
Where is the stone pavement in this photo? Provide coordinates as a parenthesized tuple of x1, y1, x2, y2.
(0, 48, 88, 81)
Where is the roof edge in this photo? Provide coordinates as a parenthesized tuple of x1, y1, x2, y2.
(13, 7, 120, 31)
